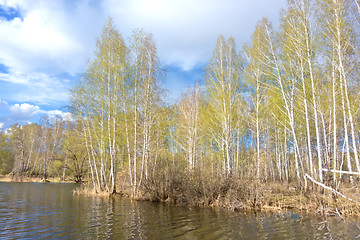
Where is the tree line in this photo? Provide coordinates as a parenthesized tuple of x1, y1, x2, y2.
(2, 0, 360, 200)
(0, 117, 87, 182)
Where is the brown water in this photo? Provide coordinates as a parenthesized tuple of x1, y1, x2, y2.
(1, 182, 360, 239)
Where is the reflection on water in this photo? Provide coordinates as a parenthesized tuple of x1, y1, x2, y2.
(0, 182, 360, 239)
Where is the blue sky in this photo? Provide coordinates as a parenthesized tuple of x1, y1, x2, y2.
(0, 0, 287, 130)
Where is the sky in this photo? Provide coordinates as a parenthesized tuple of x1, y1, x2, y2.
(0, 0, 287, 130)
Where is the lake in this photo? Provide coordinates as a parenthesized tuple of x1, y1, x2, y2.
(0, 182, 360, 239)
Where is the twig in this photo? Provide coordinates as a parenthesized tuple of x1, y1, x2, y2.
(335, 207, 343, 219)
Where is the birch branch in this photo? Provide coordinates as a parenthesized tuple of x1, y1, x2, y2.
(322, 169, 360, 176)
(305, 174, 359, 204)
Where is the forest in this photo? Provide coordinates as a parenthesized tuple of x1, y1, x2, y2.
(2, 0, 360, 214)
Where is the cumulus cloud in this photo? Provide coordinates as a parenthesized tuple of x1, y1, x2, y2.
(47, 110, 73, 122)
(0, 0, 104, 74)
(0, 0, 286, 74)
(0, 0, 104, 107)
(0, 101, 73, 129)
(8, 103, 72, 121)
(9, 102, 40, 118)
(0, 122, 3, 130)
(0, 102, 38, 129)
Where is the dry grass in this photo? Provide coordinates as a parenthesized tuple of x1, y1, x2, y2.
(223, 181, 360, 217)
(140, 170, 360, 217)
(71, 172, 360, 218)
(72, 185, 115, 197)
(0, 175, 74, 183)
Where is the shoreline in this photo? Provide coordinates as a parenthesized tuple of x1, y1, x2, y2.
(0, 175, 75, 183)
(2, 175, 360, 218)
(151, 187, 360, 218)
(74, 179, 360, 218)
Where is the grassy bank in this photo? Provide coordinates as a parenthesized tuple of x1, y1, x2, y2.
(111, 167, 360, 218)
(75, 178, 360, 218)
(72, 166, 360, 217)
(0, 175, 74, 183)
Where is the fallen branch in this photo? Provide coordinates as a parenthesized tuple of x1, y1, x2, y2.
(322, 168, 360, 176)
(305, 174, 359, 204)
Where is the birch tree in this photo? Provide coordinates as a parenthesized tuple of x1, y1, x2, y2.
(319, 0, 360, 178)
(279, 0, 324, 181)
(130, 30, 165, 194)
(205, 35, 241, 176)
(244, 20, 272, 179)
(71, 18, 128, 193)
(176, 84, 202, 170)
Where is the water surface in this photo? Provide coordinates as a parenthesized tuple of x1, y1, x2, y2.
(1, 182, 360, 239)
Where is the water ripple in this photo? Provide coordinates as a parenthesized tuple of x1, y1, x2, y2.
(1, 182, 360, 239)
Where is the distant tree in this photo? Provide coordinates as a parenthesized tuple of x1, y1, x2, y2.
(176, 84, 202, 170)
(62, 121, 88, 183)
(9, 123, 41, 176)
(0, 132, 12, 175)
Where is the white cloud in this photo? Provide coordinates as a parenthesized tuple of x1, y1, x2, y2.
(0, 123, 3, 130)
(0, 99, 8, 108)
(0, 70, 70, 105)
(0, 0, 287, 75)
(0, 3, 87, 75)
(46, 110, 73, 122)
(0, 0, 104, 74)
(1, 101, 73, 128)
(46, 109, 64, 117)
(0, 0, 288, 127)
(0, 70, 53, 86)
(1, 102, 39, 128)
(9, 103, 40, 118)
(105, 0, 287, 70)
(0, 0, 104, 106)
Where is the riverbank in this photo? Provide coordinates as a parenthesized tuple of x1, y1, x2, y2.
(140, 180, 360, 218)
(3, 173, 358, 217)
(73, 171, 360, 218)
(121, 170, 360, 218)
(207, 181, 360, 217)
(0, 175, 73, 183)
